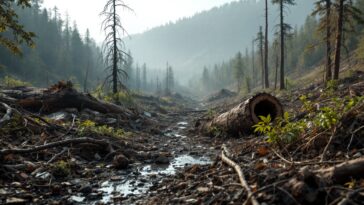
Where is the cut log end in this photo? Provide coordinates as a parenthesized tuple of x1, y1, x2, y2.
(201, 93, 283, 137)
(250, 93, 283, 124)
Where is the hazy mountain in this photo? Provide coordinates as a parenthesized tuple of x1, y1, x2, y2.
(125, 0, 314, 84)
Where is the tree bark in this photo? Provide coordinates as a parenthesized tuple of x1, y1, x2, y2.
(333, 0, 344, 80)
(200, 93, 283, 136)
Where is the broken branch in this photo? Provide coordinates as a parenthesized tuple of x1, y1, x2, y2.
(221, 147, 260, 205)
(0, 137, 110, 157)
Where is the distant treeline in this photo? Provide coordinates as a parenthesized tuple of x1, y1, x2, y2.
(194, 0, 364, 94)
(0, 0, 103, 89)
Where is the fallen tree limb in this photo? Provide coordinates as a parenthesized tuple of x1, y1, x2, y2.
(0, 137, 110, 157)
(284, 157, 364, 204)
(317, 157, 364, 184)
(221, 147, 260, 205)
(201, 93, 283, 137)
(46, 148, 68, 165)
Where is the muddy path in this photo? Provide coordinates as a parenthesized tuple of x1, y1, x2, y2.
(91, 103, 220, 204)
(0, 87, 225, 205)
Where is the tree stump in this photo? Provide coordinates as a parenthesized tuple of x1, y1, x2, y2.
(201, 93, 283, 137)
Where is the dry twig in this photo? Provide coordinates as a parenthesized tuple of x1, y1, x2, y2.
(221, 146, 260, 205)
(321, 126, 337, 162)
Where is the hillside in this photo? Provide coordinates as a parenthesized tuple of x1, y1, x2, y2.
(125, 0, 314, 83)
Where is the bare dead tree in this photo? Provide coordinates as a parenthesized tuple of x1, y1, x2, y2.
(100, 0, 132, 95)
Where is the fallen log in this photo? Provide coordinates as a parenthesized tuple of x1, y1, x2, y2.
(285, 157, 364, 204)
(317, 157, 364, 184)
(201, 93, 283, 136)
(0, 81, 134, 116)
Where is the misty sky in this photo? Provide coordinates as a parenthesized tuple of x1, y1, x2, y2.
(42, 0, 239, 42)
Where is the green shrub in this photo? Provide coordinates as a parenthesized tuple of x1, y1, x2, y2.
(1, 75, 31, 87)
(78, 120, 128, 139)
(51, 160, 71, 178)
(254, 95, 364, 144)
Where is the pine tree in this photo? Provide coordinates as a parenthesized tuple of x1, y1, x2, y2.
(264, 0, 270, 88)
(272, 0, 295, 90)
(333, 0, 363, 80)
(142, 63, 147, 90)
(272, 38, 280, 90)
(255, 26, 264, 89)
(312, 0, 333, 82)
(164, 62, 174, 95)
(202, 67, 210, 91)
(136, 64, 140, 92)
(83, 29, 91, 92)
(124, 50, 133, 88)
(251, 39, 256, 88)
(0, 0, 35, 54)
(233, 52, 244, 92)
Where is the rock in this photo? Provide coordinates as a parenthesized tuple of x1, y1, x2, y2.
(6, 197, 27, 204)
(105, 118, 117, 124)
(94, 168, 103, 174)
(113, 154, 130, 169)
(79, 185, 92, 194)
(46, 111, 71, 121)
(197, 187, 209, 193)
(19, 172, 29, 180)
(87, 192, 102, 200)
(94, 153, 101, 160)
(155, 156, 170, 165)
(70, 196, 85, 203)
(10, 182, 22, 188)
(185, 198, 199, 204)
(111, 176, 122, 181)
(353, 152, 362, 158)
(144, 111, 152, 118)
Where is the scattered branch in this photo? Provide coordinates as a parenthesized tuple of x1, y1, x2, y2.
(321, 126, 337, 162)
(221, 146, 260, 205)
(0, 137, 110, 157)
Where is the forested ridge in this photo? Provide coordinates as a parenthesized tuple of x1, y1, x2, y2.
(126, 0, 314, 82)
(0, 0, 103, 88)
(195, 0, 364, 95)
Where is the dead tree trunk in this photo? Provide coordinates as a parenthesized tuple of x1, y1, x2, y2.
(0, 82, 134, 116)
(201, 93, 283, 137)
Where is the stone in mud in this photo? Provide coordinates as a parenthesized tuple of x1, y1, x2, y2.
(155, 156, 170, 165)
(113, 154, 130, 169)
(6, 197, 27, 204)
(79, 185, 92, 194)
